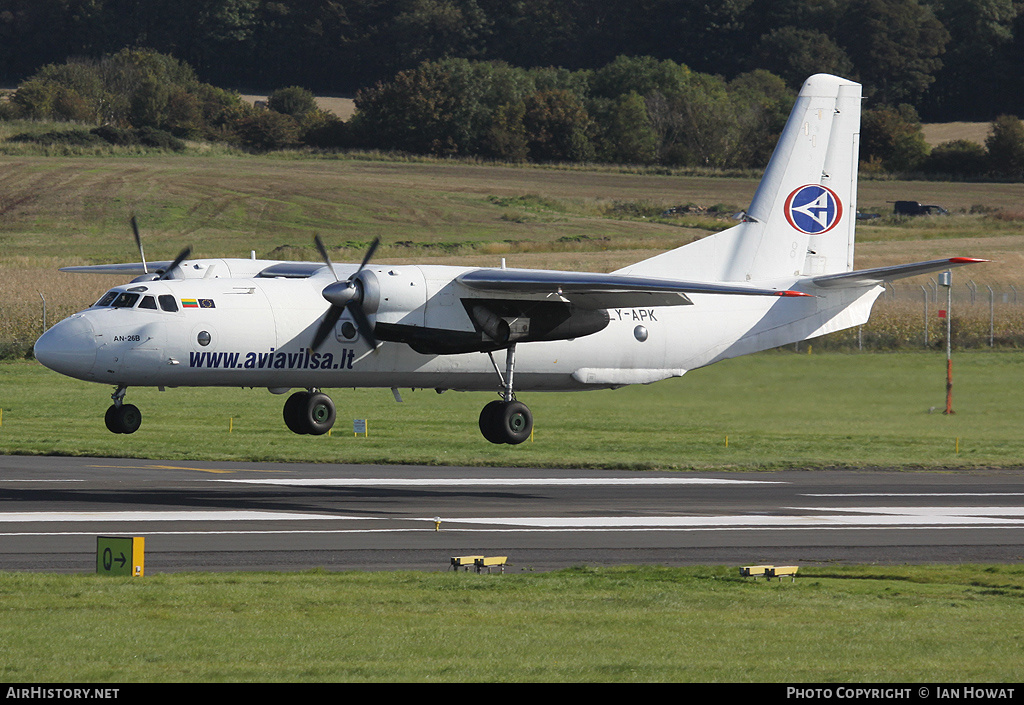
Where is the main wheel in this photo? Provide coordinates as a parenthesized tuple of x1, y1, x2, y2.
(497, 400, 532, 445)
(283, 391, 311, 434)
(478, 400, 507, 444)
(303, 392, 336, 436)
(104, 404, 141, 434)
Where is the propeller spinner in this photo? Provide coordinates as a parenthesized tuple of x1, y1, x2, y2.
(311, 235, 380, 350)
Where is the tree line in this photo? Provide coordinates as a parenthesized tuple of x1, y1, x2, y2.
(8, 47, 1024, 180)
(1, 0, 1023, 123)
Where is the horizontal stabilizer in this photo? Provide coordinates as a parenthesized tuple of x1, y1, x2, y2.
(811, 258, 988, 289)
(458, 268, 810, 309)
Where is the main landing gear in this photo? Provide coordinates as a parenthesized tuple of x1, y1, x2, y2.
(283, 389, 337, 435)
(479, 344, 534, 445)
(104, 386, 141, 434)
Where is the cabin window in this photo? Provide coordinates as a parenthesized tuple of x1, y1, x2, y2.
(139, 295, 158, 310)
(158, 295, 178, 312)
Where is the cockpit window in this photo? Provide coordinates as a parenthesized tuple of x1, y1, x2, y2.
(158, 295, 178, 312)
(95, 291, 118, 307)
(111, 292, 140, 308)
(139, 295, 157, 310)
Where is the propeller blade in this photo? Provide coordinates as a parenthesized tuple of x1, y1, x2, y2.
(356, 237, 380, 274)
(314, 234, 339, 282)
(131, 215, 148, 274)
(347, 300, 378, 349)
(311, 305, 344, 351)
(157, 246, 192, 281)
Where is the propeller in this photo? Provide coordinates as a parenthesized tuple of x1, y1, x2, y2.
(130, 216, 190, 281)
(310, 235, 380, 350)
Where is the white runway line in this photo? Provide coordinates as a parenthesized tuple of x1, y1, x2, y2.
(438, 511, 1024, 529)
(790, 506, 1024, 517)
(804, 493, 1024, 497)
(0, 511, 345, 523)
(212, 477, 782, 487)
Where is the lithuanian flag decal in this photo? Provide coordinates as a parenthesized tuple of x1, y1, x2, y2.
(182, 299, 199, 308)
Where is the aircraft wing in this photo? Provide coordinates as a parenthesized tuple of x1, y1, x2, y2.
(60, 262, 175, 275)
(457, 269, 811, 309)
(811, 257, 988, 289)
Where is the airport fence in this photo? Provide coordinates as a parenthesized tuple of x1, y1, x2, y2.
(805, 279, 1024, 351)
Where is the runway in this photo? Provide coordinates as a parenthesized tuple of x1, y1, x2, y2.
(2, 455, 1024, 573)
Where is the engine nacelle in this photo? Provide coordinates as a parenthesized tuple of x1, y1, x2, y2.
(354, 265, 611, 355)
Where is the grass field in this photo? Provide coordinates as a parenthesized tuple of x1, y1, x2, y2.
(2, 350, 1021, 469)
(0, 565, 1021, 682)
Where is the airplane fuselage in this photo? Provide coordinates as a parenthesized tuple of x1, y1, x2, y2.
(35, 260, 880, 395)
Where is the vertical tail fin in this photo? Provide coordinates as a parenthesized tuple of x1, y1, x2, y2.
(619, 74, 861, 283)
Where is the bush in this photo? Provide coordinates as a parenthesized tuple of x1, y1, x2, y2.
(9, 129, 105, 147)
(298, 109, 350, 148)
(921, 139, 988, 177)
(90, 125, 139, 146)
(268, 86, 317, 118)
(135, 126, 186, 151)
(234, 111, 300, 151)
(985, 115, 1024, 179)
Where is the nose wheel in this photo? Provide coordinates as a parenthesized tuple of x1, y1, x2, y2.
(479, 344, 533, 444)
(104, 386, 141, 434)
(283, 389, 336, 435)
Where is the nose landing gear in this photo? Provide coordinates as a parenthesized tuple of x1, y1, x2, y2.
(283, 389, 336, 435)
(104, 386, 142, 434)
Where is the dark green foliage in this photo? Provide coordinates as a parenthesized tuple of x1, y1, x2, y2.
(268, 86, 317, 118)
(752, 27, 855, 90)
(10, 124, 186, 152)
(352, 56, 795, 168)
(985, 114, 1024, 179)
(234, 111, 300, 152)
(861, 105, 930, 172)
(1, 0, 1022, 123)
(9, 129, 105, 147)
(299, 111, 351, 149)
(922, 140, 989, 178)
(838, 0, 951, 106)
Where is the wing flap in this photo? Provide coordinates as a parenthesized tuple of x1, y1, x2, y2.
(811, 258, 988, 289)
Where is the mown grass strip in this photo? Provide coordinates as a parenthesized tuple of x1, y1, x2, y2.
(0, 565, 1021, 682)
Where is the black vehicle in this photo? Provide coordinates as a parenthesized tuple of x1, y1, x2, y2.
(892, 200, 948, 216)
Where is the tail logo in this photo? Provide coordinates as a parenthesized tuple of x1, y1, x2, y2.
(784, 184, 843, 234)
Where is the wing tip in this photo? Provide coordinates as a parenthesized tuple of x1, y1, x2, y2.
(949, 257, 990, 264)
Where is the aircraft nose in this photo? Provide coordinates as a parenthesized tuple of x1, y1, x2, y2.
(34, 315, 98, 380)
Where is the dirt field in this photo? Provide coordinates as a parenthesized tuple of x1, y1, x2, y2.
(921, 122, 990, 147)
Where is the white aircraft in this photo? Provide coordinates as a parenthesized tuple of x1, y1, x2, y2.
(35, 74, 985, 443)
